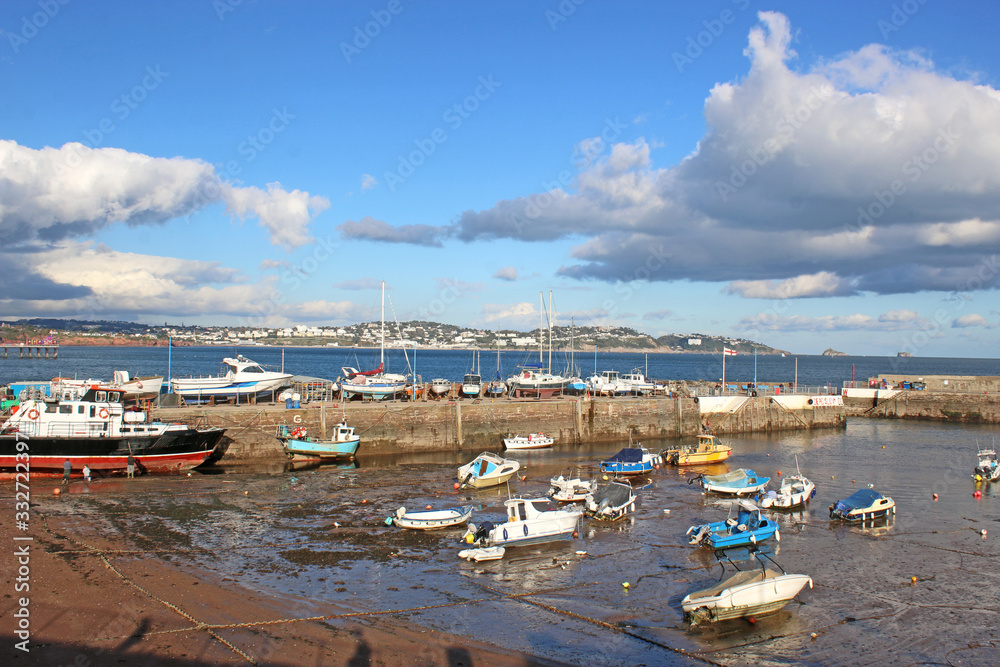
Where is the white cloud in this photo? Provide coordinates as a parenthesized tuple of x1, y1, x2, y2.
(479, 302, 536, 326)
(360, 173, 377, 190)
(0, 141, 329, 252)
(333, 278, 383, 290)
(953, 313, 992, 328)
(493, 266, 518, 281)
(725, 272, 855, 299)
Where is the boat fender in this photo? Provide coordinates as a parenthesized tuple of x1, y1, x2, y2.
(775, 529, 780, 541)
(523, 524, 528, 536)
(807, 399, 813, 405)
(503, 527, 509, 541)
(692, 397, 699, 404)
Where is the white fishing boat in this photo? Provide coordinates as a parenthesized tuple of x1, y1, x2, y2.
(760, 457, 816, 509)
(974, 447, 1000, 482)
(391, 505, 474, 530)
(52, 371, 164, 403)
(462, 497, 582, 548)
(170, 355, 291, 403)
(457, 452, 521, 489)
(460, 350, 483, 398)
(428, 378, 452, 397)
(547, 475, 596, 502)
(339, 281, 408, 401)
(620, 369, 657, 395)
(503, 432, 554, 450)
(682, 551, 813, 625)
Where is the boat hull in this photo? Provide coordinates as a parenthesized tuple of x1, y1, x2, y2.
(280, 436, 360, 460)
(0, 428, 227, 474)
(394, 506, 473, 530)
(671, 449, 732, 466)
(503, 434, 554, 450)
(682, 574, 813, 623)
(486, 514, 581, 548)
(172, 377, 290, 401)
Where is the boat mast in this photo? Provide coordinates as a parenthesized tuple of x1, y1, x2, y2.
(538, 291, 543, 364)
(380, 280, 385, 368)
(548, 290, 553, 373)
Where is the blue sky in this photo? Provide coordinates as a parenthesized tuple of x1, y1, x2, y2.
(2, 0, 1000, 357)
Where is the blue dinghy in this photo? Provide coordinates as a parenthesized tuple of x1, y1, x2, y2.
(686, 500, 780, 549)
(600, 446, 661, 476)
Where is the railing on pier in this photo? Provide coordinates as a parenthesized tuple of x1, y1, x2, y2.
(0, 344, 59, 359)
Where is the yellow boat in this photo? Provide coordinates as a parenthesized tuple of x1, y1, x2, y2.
(663, 434, 732, 466)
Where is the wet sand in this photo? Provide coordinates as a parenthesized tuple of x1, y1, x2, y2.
(5, 419, 1000, 666)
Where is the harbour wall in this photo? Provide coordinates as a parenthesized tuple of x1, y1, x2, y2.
(154, 395, 848, 462)
(844, 390, 1000, 423)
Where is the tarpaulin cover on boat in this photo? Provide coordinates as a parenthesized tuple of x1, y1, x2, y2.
(833, 488, 883, 513)
(592, 482, 633, 507)
(605, 448, 643, 463)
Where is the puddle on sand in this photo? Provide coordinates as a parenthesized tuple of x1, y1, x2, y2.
(56, 420, 1000, 666)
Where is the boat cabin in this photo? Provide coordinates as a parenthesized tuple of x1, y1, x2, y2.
(505, 497, 554, 522)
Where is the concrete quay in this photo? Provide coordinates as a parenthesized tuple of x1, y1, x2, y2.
(155, 393, 848, 462)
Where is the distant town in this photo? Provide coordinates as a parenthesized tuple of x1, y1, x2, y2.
(0, 318, 788, 355)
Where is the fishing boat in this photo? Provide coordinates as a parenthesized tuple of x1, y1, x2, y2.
(457, 452, 521, 489)
(460, 351, 483, 399)
(584, 481, 636, 521)
(620, 369, 657, 395)
(760, 457, 815, 509)
(391, 505, 474, 530)
(600, 445, 661, 477)
(339, 281, 408, 401)
(462, 497, 582, 548)
(503, 432, 554, 450)
(428, 378, 452, 398)
(275, 421, 360, 461)
(587, 370, 628, 396)
(0, 384, 226, 474)
(686, 500, 780, 549)
(662, 434, 732, 466)
(693, 468, 770, 495)
(974, 447, 1000, 482)
(681, 550, 812, 625)
(547, 475, 596, 502)
(170, 355, 292, 403)
(829, 488, 896, 521)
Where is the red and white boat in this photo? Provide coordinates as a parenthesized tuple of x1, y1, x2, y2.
(1, 384, 226, 475)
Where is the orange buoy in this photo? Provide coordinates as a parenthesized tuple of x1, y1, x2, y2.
(53, 488, 60, 495)
(453, 482, 460, 490)
(932, 493, 938, 500)
(776, 470, 782, 476)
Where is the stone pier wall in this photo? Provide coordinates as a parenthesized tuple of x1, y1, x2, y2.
(155, 395, 846, 462)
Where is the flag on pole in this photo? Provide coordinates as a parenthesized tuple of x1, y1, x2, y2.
(724, 347, 737, 356)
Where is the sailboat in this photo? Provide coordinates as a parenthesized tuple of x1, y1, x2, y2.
(564, 317, 586, 394)
(507, 291, 567, 398)
(486, 335, 506, 397)
(460, 349, 483, 398)
(340, 281, 408, 400)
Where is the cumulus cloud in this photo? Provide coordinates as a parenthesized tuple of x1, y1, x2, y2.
(479, 302, 536, 326)
(493, 266, 518, 281)
(337, 216, 449, 247)
(357, 11, 1000, 299)
(952, 313, 992, 328)
(0, 140, 329, 251)
(360, 173, 378, 190)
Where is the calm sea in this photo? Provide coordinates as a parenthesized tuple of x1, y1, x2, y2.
(2, 345, 999, 388)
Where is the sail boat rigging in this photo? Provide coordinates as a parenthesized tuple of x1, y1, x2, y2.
(339, 281, 408, 400)
(506, 291, 567, 398)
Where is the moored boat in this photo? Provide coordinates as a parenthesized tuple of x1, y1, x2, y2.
(584, 481, 636, 521)
(548, 475, 596, 502)
(600, 445, 661, 477)
(503, 432, 554, 450)
(760, 457, 815, 509)
(693, 468, 770, 495)
(462, 497, 582, 548)
(681, 550, 812, 625)
(457, 452, 520, 489)
(829, 488, 895, 521)
(391, 505, 474, 530)
(686, 500, 780, 549)
(974, 447, 1000, 482)
(275, 421, 360, 461)
(428, 378, 452, 398)
(1, 385, 226, 474)
(663, 434, 732, 466)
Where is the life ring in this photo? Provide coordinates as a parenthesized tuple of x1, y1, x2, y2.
(136, 381, 143, 389)
(27, 409, 40, 420)
(98, 408, 110, 419)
